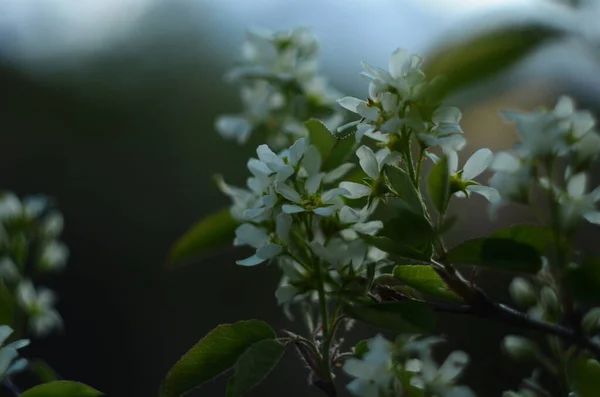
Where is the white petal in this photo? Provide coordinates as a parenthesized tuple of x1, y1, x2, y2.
(324, 164, 355, 184)
(491, 152, 520, 172)
(436, 122, 464, 136)
(243, 207, 268, 222)
(288, 137, 308, 166)
(584, 211, 600, 225)
(235, 224, 269, 248)
(215, 115, 252, 143)
(462, 148, 493, 180)
(282, 204, 305, 214)
(447, 150, 459, 174)
(346, 379, 379, 397)
(339, 206, 361, 223)
(357, 103, 380, 122)
(236, 255, 265, 266)
(257, 244, 283, 259)
(356, 124, 374, 142)
(276, 183, 302, 203)
(256, 144, 280, 167)
(305, 173, 325, 195)
(337, 97, 365, 113)
(380, 92, 398, 113)
(439, 351, 469, 382)
(339, 182, 371, 199)
(4, 339, 29, 350)
(353, 221, 383, 235)
(0, 326, 13, 346)
(16, 280, 36, 309)
(568, 173, 587, 198)
(356, 146, 379, 179)
(389, 48, 409, 79)
(302, 146, 322, 176)
(313, 206, 335, 216)
(364, 130, 390, 143)
(0, 348, 18, 375)
(322, 187, 351, 202)
(554, 96, 574, 117)
(275, 166, 295, 183)
(433, 106, 462, 124)
(276, 213, 293, 243)
(247, 158, 272, 177)
(467, 185, 500, 203)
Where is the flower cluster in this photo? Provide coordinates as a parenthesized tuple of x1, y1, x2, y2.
(216, 28, 343, 148)
(0, 326, 29, 383)
(343, 334, 474, 397)
(0, 193, 66, 337)
(489, 96, 600, 228)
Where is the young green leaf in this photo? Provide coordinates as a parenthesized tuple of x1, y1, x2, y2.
(385, 166, 424, 215)
(445, 237, 542, 273)
(423, 23, 563, 100)
(169, 208, 237, 266)
(393, 265, 461, 301)
(427, 154, 450, 215)
(226, 339, 285, 397)
(20, 381, 103, 397)
(568, 357, 600, 397)
(344, 301, 435, 334)
(162, 320, 276, 397)
(305, 119, 355, 171)
(380, 200, 435, 247)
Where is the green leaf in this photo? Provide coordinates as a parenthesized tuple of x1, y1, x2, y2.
(569, 357, 600, 397)
(305, 119, 355, 171)
(358, 233, 431, 262)
(380, 200, 435, 247)
(490, 224, 552, 253)
(226, 339, 285, 397)
(162, 320, 276, 397)
(169, 208, 237, 266)
(344, 301, 435, 334)
(29, 359, 60, 383)
(427, 155, 450, 215)
(353, 340, 370, 359)
(393, 265, 461, 301)
(423, 23, 563, 99)
(445, 237, 542, 273)
(0, 281, 14, 327)
(385, 166, 424, 215)
(21, 381, 103, 397)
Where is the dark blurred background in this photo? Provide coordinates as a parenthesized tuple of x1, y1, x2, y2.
(2, 0, 600, 396)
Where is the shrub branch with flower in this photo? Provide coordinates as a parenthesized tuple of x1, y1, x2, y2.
(163, 26, 600, 397)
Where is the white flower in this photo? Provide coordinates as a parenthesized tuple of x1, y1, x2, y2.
(16, 280, 63, 337)
(0, 257, 20, 283)
(447, 149, 499, 203)
(0, 193, 22, 221)
(0, 325, 29, 382)
(344, 334, 396, 397)
(340, 146, 400, 199)
(234, 213, 292, 266)
(488, 151, 533, 206)
(275, 257, 305, 307)
(558, 172, 600, 229)
(39, 241, 69, 272)
(419, 107, 466, 151)
(41, 211, 64, 237)
(309, 238, 367, 271)
(502, 109, 568, 159)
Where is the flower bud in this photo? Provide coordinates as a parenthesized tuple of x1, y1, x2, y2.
(540, 286, 560, 320)
(503, 335, 539, 361)
(583, 308, 600, 335)
(509, 277, 537, 308)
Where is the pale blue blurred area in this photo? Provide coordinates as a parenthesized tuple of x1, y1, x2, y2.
(1, 0, 600, 96)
